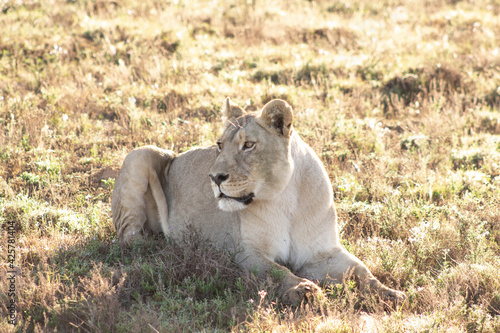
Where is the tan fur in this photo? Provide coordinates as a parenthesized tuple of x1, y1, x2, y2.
(112, 146, 175, 243)
(112, 98, 406, 304)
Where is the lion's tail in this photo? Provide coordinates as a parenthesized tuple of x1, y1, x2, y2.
(148, 152, 171, 234)
(112, 146, 176, 246)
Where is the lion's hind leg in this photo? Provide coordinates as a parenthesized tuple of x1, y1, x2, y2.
(112, 146, 175, 246)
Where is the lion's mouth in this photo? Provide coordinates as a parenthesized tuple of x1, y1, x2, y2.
(219, 192, 255, 205)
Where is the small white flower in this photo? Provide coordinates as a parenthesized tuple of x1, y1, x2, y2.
(128, 97, 136, 106)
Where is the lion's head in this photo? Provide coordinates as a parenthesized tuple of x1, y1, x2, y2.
(209, 98, 295, 212)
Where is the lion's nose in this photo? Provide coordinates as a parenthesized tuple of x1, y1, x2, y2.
(209, 173, 229, 186)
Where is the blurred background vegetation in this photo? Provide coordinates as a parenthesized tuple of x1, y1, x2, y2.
(0, 0, 499, 331)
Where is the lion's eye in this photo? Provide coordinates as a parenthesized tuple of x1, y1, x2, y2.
(217, 142, 222, 151)
(243, 141, 255, 150)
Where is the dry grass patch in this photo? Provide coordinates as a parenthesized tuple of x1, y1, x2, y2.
(0, 0, 499, 331)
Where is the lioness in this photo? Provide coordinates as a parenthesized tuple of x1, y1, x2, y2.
(112, 98, 406, 304)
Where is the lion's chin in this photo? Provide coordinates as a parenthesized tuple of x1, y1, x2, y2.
(218, 198, 248, 212)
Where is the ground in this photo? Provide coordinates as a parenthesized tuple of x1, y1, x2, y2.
(0, 0, 499, 332)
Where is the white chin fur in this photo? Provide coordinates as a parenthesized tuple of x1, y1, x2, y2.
(211, 185, 221, 197)
(218, 198, 247, 212)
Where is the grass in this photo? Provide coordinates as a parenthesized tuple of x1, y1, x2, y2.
(0, 0, 499, 331)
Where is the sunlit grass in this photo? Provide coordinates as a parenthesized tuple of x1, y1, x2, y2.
(0, 0, 499, 331)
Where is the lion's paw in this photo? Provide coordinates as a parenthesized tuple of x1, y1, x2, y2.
(381, 288, 406, 302)
(282, 280, 323, 305)
(120, 227, 147, 247)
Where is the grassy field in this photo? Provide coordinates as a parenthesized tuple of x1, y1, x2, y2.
(1, 0, 500, 331)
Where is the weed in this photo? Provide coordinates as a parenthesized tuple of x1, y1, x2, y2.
(0, 0, 499, 331)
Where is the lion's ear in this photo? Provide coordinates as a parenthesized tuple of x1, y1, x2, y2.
(258, 99, 293, 137)
(221, 97, 245, 126)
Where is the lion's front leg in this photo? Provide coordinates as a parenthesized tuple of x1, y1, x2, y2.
(235, 249, 323, 305)
(299, 247, 406, 302)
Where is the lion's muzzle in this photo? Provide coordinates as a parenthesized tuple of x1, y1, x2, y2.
(210, 173, 229, 186)
(209, 173, 255, 209)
